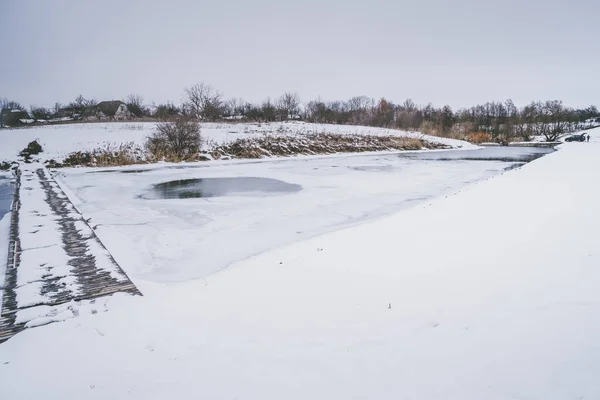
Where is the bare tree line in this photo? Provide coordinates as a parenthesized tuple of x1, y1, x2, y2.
(2, 85, 598, 141)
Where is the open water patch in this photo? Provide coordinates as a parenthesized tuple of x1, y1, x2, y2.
(141, 177, 302, 199)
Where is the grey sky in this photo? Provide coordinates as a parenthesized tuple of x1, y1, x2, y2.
(1, 0, 598, 110)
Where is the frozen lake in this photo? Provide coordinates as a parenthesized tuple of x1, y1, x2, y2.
(58, 147, 554, 284)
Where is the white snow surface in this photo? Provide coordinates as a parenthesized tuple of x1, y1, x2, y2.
(16, 165, 84, 307)
(0, 121, 474, 163)
(0, 134, 598, 399)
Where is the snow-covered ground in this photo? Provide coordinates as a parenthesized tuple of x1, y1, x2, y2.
(0, 121, 472, 163)
(1, 127, 598, 398)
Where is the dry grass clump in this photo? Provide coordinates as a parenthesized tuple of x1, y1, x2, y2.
(48, 129, 451, 167)
(465, 132, 493, 144)
(210, 133, 448, 159)
(48, 142, 145, 168)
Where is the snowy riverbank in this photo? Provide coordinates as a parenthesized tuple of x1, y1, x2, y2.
(0, 121, 474, 165)
(0, 134, 598, 399)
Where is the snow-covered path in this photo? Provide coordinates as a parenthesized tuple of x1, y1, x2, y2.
(0, 137, 598, 399)
(0, 164, 140, 342)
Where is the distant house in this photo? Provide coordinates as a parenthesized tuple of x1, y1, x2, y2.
(0, 109, 31, 127)
(585, 117, 600, 125)
(84, 101, 132, 121)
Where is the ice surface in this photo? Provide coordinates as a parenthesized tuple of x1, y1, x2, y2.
(58, 150, 522, 283)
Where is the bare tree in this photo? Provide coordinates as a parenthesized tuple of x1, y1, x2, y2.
(0, 98, 25, 112)
(372, 98, 394, 127)
(225, 97, 245, 118)
(277, 92, 301, 120)
(542, 100, 570, 142)
(183, 83, 224, 121)
(502, 99, 518, 143)
(437, 105, 455, 134)
(126, 94, 145, 117)
(402, 98, 417, 112)
(68, 95, 96, 117)
(30, 105, 52, 120)
(347, 96, 372, 113)
(153, 102, 180, 120)
(261, 98, 277, 121)
(347, 96, 374, 124)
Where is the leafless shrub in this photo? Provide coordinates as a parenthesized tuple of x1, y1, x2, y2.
(145, 117, 202, 161)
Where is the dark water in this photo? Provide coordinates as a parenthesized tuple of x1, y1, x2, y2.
(397, 146, 555, 162)
(0, 178, 14, 219)
(141, 177, 302, 199)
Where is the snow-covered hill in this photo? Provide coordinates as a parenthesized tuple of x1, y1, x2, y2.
(0, 121, 473, 163)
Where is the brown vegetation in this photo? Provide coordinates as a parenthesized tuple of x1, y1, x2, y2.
(465, 132, 493, 144)
(210, 133, 448, 159)
(47, 142, 144, 168)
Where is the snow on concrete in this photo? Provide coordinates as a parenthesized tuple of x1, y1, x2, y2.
(0, 135, 596, 399)
(0, 121, 474, 163)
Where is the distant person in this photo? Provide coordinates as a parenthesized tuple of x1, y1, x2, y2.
(587, 135, 591, 142)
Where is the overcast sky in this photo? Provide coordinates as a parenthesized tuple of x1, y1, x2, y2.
(1, 0, 598, 110)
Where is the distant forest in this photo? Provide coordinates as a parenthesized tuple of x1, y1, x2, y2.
(2, 83, 599, 143)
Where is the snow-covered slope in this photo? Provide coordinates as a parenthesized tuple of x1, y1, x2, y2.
(0, 121, 473, 163)
(0, 134, 597, 398)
